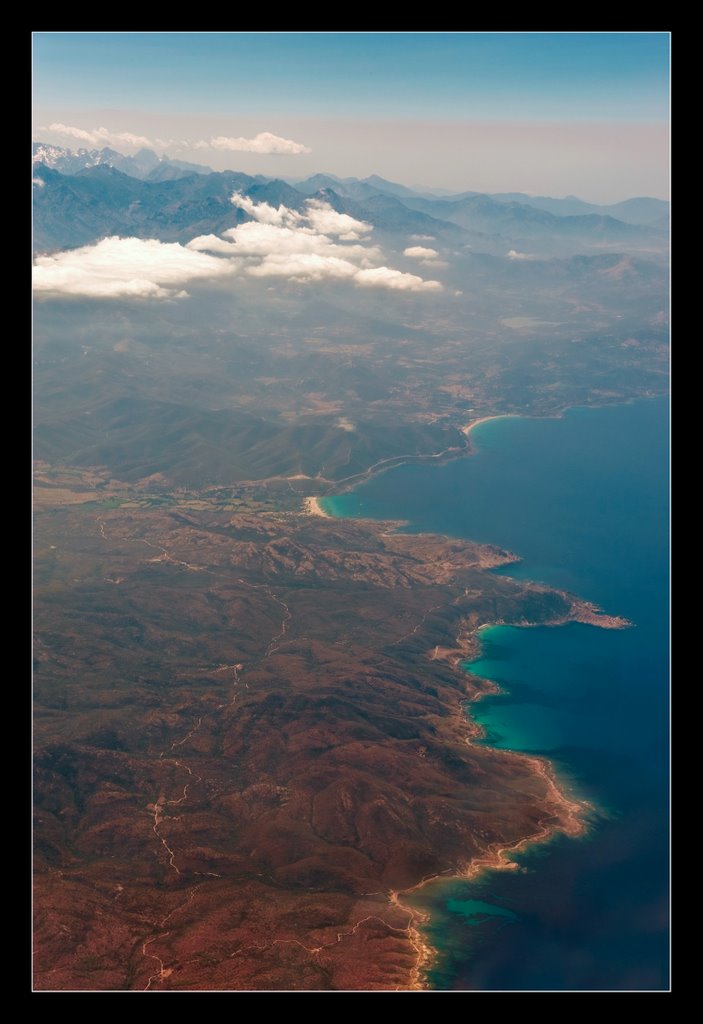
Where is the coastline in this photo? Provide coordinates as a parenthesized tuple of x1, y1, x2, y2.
(296, 396, 666, 508)
(389, 610, 594, 990)
(461, 413, 520, 438)
(302, 495, 332, 518)
(401, 586, 632, 987)
(298, 400, 656, 991)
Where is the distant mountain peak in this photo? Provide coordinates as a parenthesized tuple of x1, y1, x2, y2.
(31, 141, 213, 182)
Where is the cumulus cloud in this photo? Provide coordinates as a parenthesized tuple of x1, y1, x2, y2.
(43, 123, 153, 149)
(410, 234, 436, 242)
(33, 236, 235, 299)
(230, 192, 302, 228)
(403, 245, 447, 269)
(219, 195, 440, 290)
(355, 267, 442, 292)
(506, 249, 537, 260)
(35, 194, 444, 300)
(404, 245, 440, 260)
(305, 198, 372, 240)
(186, 234, 240, 255)
(247, 253, 359, 282)
(216, 222, 377, 264)
(32, 177, 45, 188)
(210, 132, 311, 155)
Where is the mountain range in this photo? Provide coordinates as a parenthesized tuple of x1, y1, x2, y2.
(32, 142, 213, 182)
(289, 172, 668, 226)
(32, 144, 668, 259)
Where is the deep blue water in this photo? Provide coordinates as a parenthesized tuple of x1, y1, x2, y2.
(323, 398, 669, 990)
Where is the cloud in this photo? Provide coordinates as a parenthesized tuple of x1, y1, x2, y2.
(43, 123, 153, 149)
(506, 249, 537, 260)
(355, 267, 442, 292)
(305, 199, 372, 240)
(39, 125, 309, 157)
(186, 234, 241, 255)
(32, 177, 45, 188)
(215, 221, 378, 264)
(33, 236, 235, 299)
(209, 132, 311, 155)
(221, 193, 380, 262)
(404, 245, 439, 260)
(35, 194, 444, 300)
(410, 234, 436, 242)
(230, 192, 302, 228)
(247, 252, 359, 282)
(219, 195, 440, 290)
(403, 245, 447, 269)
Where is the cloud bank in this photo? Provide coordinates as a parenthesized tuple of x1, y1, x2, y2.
(33, 237, 235, 299)
(43, 123, 154, 149)
(34, 194, 444, 299)
(39, 124, 311, 157)
(209, 132, 311, 155)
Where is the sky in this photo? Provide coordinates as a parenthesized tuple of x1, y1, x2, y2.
(32, 32, 669, 202)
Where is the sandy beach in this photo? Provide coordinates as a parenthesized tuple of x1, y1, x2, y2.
(303, 496, 332, 518)
(461, 413, 519, 437)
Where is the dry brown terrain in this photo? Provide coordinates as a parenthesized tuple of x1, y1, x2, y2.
(34, 479, 621, 990)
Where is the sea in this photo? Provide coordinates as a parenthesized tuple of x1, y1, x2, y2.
(321, 397, 669, 991)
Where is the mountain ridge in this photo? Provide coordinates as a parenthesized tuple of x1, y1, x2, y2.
(32, 141, 213, 181)
(33, 162, 667, 258)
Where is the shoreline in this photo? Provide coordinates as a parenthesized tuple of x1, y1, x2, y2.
(298, 394, 667, 505)
(461, 413, 520, 438)
(387, 748, 586, 989)
(389, 617, 590, 990)
(391, 587, 629, 987)
(299, 399, 651, 991)
(302, 496, 332, 518)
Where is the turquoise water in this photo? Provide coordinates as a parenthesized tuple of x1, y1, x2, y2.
(324, 398, 669, 990)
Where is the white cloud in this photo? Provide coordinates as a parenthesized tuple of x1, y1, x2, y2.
(410, 234, 436, 242)
(404, 245, 440, 260)
(38, 125, 310, 157)
(247, 253, 359, 282)
(355, 267, 442, 292)
(32, 177, 45, 188)
(35, 194, 444, 300)
(44, 123, 153, 149)
(403, 245, 447, 269)
(187, 234, 240, 255)
(33, 236, 235, 299)
(305, 198, 372, 240)
(506, 249, 537, 260)
(230, 192, 302, 228)
(216, 221, 378, 264)
(209, 132, 311, 155)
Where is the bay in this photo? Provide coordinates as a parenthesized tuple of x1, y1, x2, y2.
(322, 397, 669, 990)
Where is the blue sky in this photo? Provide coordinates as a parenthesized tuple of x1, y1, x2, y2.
(33, 33, 670, 201)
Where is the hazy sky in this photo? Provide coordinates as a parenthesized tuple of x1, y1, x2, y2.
(32, 32, 669, 202)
